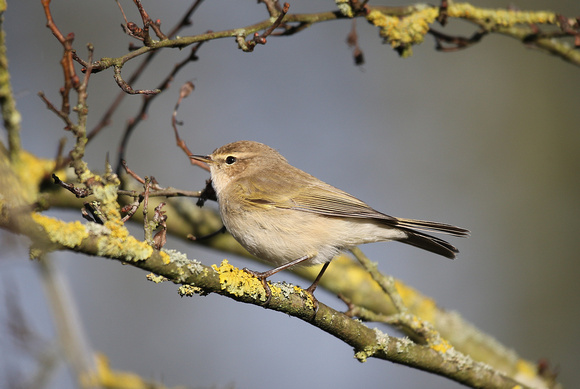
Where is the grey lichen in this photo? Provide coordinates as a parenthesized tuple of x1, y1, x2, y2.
(354, 327, 390, 363)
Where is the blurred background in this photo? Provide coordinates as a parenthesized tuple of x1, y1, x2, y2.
(1, 0, 579, 388)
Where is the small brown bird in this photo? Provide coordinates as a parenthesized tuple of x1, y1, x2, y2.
(191, 141, 468, 305)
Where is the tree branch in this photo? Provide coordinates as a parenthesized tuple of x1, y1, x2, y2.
(72, 3, 580, 76)
(0, 190, 536, 388)
(0, 145, 557, 388)
(0, 3, 21, 163)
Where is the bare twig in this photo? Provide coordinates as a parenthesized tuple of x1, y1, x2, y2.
(115, 41, 204, 176)
(113, 65, 161, 95)
(121, 198, 142, 223)
(117, 0, 167, 44)
(133, 0, 167, 43)
(37, 92, 75, 130)
(80, 0, 205, 152)
(118, 188, 202, 199)
(429, 28, 488, 52)
(41, 0, 79, 114)
(237, 2, 290, 52)
(52, 174, 91, 198)
(143, 177, 153, 243)
(171, 81, 210, 172)
(349, 0, 370, 16)
(259, 0, 284, 17)
(81, 201, 106, 224)
(55, 137, 67, 168)
(437, 0, 449, 26)
(119, 159, 204, 223)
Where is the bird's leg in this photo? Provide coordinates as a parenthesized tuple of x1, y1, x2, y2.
(305, 262, 330, 295)
(304, 262, 330, 313)
(243, 254, 312, 305)
(242, 268, 273, 304)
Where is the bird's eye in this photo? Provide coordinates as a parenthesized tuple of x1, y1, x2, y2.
(225, 156, 237, 165)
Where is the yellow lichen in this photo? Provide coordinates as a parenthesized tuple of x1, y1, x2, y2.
(367, 3, 556, 58)
(82, 353, 149, 388)
(447, 3, 556, 26)
(31, 213, 89, 248)
(431, 338, 452, 354)
(178, 284, 203, 296)
(90, 181, 125, 235)
(514, 359, 538, 380)
(146, 273, 167, 283)
(159, 250, 171, 264)
(13, 151, 56, 203)
(104, 218, 128, 239)
(395, 280, 437, 323)
(212, 259, 276, 301)
(354, 345, 376, 363)
(32, 203, 154, 263)
(91, 181, 119, 205)
(366, 6, 438, 57)
(96, 233, 153, 262)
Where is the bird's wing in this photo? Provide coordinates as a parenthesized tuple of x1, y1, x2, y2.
(290, 183, 396, 220)
(242, 168, 469, 237)
(240, 168, 397, 221)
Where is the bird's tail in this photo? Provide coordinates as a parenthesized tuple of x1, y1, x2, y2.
(395, 218, 469, 259)
(396, 218, 469, 237)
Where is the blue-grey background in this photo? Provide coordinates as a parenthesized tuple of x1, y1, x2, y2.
(1, 1, 579, 388)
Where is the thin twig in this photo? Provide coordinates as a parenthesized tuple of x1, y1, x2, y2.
(79, 0, 205, 153)
(118, 188, 202, 198)
(41, 0, 79, 113)
(52, 174, 91, 198)
(142, 177, 153, 243)
(37, 92, 75, 130)
(237, 2, 290, 52)
(121, 159, 162, 190)
(259, 0, 284, 17)
(115, 41, 205, 175)
(113, 65, 161, 95)
(171, 81, 210, 172)
(429, 28, 488, 52)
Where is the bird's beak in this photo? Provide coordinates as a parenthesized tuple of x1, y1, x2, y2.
(189, 154, 212, 164)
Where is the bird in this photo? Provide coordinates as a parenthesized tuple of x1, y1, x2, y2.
(191, 140, 469, 306)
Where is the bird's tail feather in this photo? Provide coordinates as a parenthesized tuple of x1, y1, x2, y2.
(396, 218, 469, 237)
(400, 229, 461, 259)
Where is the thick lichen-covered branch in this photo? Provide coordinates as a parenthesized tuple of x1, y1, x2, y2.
(0, 145, 554, 388)
(366, 5, 439, 57)
(0, 140, 554, 388)
(363, 2, 578, 61)
(0, 2, 21, 163)
(0, 146, 555, 388)
(0, 179, 537, 389)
